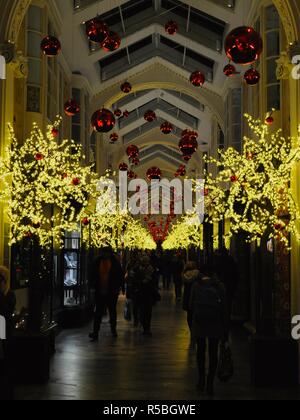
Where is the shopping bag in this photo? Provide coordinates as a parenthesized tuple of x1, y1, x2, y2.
(218, 343, 234, 383)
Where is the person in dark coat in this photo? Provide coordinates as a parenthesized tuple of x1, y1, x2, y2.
(89, 247, 124, 342)
(182, 261, 200, 335)
(137, 254, 155, 336)
(162, 251, 173, 290)
(125, 253, 141, 327)
(172, 251, 185, 301)
(189, 265, 228, 396)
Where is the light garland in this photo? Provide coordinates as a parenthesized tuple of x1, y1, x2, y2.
(163, 213, 204, 251)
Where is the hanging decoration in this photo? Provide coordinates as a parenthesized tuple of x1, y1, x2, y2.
(101, 31, 121, 52)
(119, 162, 128, 172)
(127, 170, 136, 180)
(126, 145, 139, 160)
(114, 109, 122, 117)
(121, 82, 132, 94)
(160, 122, 173, 135)
(165, 21, 179, 35)
(132, 157, 140, 166)
(244, 68, 260, 85)
(179, 136, 198, 160)
(109, 133, 119, 143)
(123, 110, 130, 118)
(91, 108, 116, 133)
(86, 18, 109, 43)
(175, 165, 186, 177)
(225, 26, 263, 65)
(41, 36, 61, 57)
(64, 99, 80, 117)
(144, 110, 157, 122)
(265, 109, 275, 125)
(147, 167, 162, 181)
(51, 128, 59, 138)
(223, 63, 237, 77)
(190, 71, 205, 87)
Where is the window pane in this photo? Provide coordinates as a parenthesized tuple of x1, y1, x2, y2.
(266, 5, 279, 30)
(27, 86, 40, 112)
(28, 6, 42, 32)
(28, 59, 41, 84)
(27, 31, 42, 58)
(267, 84, 280, 110)
(267, 58, 278, 84)
(72, 125, 81, 143)
(267, 31, 280, 57)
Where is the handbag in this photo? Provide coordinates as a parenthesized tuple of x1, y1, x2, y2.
(218, 343, 234, 383)
(124, 299, 132, 322)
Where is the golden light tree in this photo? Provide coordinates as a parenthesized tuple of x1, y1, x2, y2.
(0, 118, 95, 247)
(163, 213, 204, 251)
(204, 114, 300, 248)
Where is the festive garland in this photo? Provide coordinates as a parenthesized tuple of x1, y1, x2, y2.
(163, 213, 204, 250)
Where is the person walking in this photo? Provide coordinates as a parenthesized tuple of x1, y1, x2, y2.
(189, 265, 228, 397)
(89, 247, 124, 342)
(138, 254, 155, 336)
(125, 252, 141, 327)
(182, 261, 200, 336)
(172, 251, 185, 302)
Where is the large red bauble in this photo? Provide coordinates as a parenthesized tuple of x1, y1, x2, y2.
(121, 82, 132, 94)
(190, 71, 205, 87)
(223, 63, 236, 77)
(160, 122, 173, 135)
(147, 167, 162, 181)
(244, 68, 260, 85)
(144, 110, 157, 122)
(101, 31, 121, 52)
(64, 99, 80, 117)
(91, 108, 116, 133)
(119, 163, 128, 172)
(86, 18, 109, 43)
(165, 21, 179, 35)
(179, 136, 198, 157)
(225, 26, 263, 65)
(110, 133, 119, 143)
(126, 145, 139, 159)
(41, 36, 61, 57)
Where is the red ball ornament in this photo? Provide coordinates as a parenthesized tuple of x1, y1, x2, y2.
(35, 153, 44, 161)
(165, 21, 179, 35)
(110, 133, 119, 143)
(265, 116, 274, 125)
(230, 175, 238, 183)
(190, 71, 205, 87)
(225, 26, 263, 65)
(177, 165, 186, 177)
(101, 31, 121, 52)
(91, 108, 116, 133)
(86, 18, 109, 44)
(147, 167, 162, 181)
(179, 136, 198, 157)
(128, 170, 136, 180)
(64, 99, 80, 117)
(82, 217, 90, 226)
(132, 157, 140, 166)
(119, 163, 128, 172)
(41, 36, 61, 57)
(204, 188, 209, 197)
(223, 63, 236, 77)
(160, 122, 173, 135)
(123, 110, 130, 118)
(126, 145, 139, 159)
(114, 109, 122, 117)
(244, 68, 260, 85)
(51, 128, 59, 138)
(183, 155, 192, 162)
(72, 178, 80, 186)
(144, 110, 157, 122)
(121, 82, 132, 94)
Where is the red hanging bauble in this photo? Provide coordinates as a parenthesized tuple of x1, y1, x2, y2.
(41, 36, 61, 57)
(72, 178, 80, 186)
(123, 110, 130, 118)
(147, 167, 162, 181)
(132, 157, 140, 166)
(82, 217, 90, 226)
(91, 108, 116, 133)
(160, 122, 173, 135)
(110, 133, 119, 143)
(114, 109, 122, 117)
(178, 165, 186, 176)
(119, 163, 128, 172)
(183, 155, 192, 162)
(51, 128, 59, 138)
(230, 175, 238, 183)
(165, 21, 179, 35)
(179, 136, 198, 157)
(35, 153, 44, 161)
(121, 82, 132, 94)
(128, 170, 136, 180)
(101, 31, 121, 52)
(190, 71, 205, 87)
(144, 110, 157, 122)
(265, 113, 274, 125)
(225, 26, 263, 65)
(244, 68, 260, 85)
(223, 63, 236, 77)
(64, 99, 80, 117)
(126, 145, 139, 159)
(86, 18, 109, 44)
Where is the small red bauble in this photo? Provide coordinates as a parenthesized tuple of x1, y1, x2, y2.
(144, 110, 157, 122)
(244, 68, 260, 85)
(190, 71, 205, 87)
(119, 163, 128, 172)
(147, 167, 162, 181)
(41, 36, 61, 57)
(123, 110, 130, 118)
(223, 63, 236, 77)
(128, 170, 136, 180)
(230, 175, 238, 183)
(204, 188, 209, 196)
(110, 133, 119, 143)
(35, 153, 44, 161)
(91, 108, 116, 133)
(72, 178, 80, 186)
(86, 18, 109, 44)
(82, 217, 90, 226)
(126, 145, 139, 159)
(64, 99, 80, 117)
(114, 109, 122, 117)
(51, 128, 59, 137)
(160, 122, 173, 135)
(265, 116, 274, 125)
(132, 157, 140, 166)
(121, 82, 132, 94)
(225, 26, 263, 65)
(101, 31, 121, 52)
(165, 21, 179, 35)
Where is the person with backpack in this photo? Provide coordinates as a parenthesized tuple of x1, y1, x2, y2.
(189, 265, 228, 396)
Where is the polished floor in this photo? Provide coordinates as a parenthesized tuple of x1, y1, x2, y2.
(15, 291, 300, 400)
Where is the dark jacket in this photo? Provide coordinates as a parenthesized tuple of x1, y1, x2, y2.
(91, 253, 124, 298)
(182, 264, 200, 311)
(189, 276, 228, 340)
(172, 255, 185, 281)
(0, 290, 16, 337)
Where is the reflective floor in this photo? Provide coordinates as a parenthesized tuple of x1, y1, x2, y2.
(15, 291, 300, 400)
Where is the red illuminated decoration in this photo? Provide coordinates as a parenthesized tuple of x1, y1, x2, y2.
(132, 157, 140, 166)
(126, 145, 139, 160)
(64, 99, 80, 117)
(119, 163, 128, 172)
(179, 136, 198, 160)
(72, 178, 80, 186)
(230, 175, 238, 183)
(165, 21, 179, 35)
(123, 110, 130, 118)
(109, 133, 119, 143)
(144, 110, 157, 122)
(265, 110, 274, 125)
(41, 36, 61, 57)
(82, 217, 90, 226)
(147, 167, 162, 181)
(91, 108, 116, 133)
(121, 82, 132, 94)
(190, 71, 205, 87)
(244, 68, 260, 85)
(128, 170, 136, 180)
(101, 31, 121, 52)
(160, 122, 173, 135)
(86, 18, 109, 43)
(51, 128, 59, 138)
(225, 26, 263, 65)
(223, 63, 236, 77)
(35, 153, 44, 161)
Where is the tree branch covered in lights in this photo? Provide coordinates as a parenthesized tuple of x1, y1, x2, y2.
(204, 114, 300, 247)
(163, 213, 203, 251)
(0, 119, 96, 247)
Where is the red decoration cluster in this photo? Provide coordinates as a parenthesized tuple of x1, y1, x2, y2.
(119, 163, 128, 172)
(175, 165, 186, 177)
(160, 122, 173, 135)
(41, 36, 61, 57)
(91, 108, 116, 133)
(86, 18, 121, 52)
(144, 110, 157, 122)
(147, 167, 162, 181)
(121, 82, 132, 94)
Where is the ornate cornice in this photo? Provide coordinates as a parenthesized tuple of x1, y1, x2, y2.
(273, 0, 298, 45)
(6, 0, 31, 43)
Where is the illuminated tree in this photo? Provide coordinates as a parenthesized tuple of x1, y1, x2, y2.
(163, 213, 204, 251)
